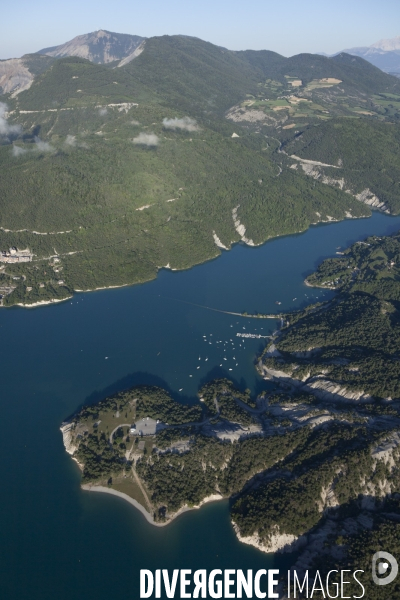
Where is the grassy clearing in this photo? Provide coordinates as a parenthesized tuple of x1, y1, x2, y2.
(112, 476, 148, 506)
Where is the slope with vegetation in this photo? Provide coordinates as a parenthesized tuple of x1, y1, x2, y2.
(283, 118, 400, 213)
(261, 231, 400, 400)
(1, 35, 400, 305)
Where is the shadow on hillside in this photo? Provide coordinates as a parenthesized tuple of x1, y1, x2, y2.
(66, 358, 276, 421)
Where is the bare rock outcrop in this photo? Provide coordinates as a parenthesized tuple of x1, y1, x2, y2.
(355, 188, 390, 213)
(0, 58, 34, 96)
(232, 206, 255, 246)
(60, 422, 77, 455)
(233, 523, 306, 554)
(118, 41, 146, 67)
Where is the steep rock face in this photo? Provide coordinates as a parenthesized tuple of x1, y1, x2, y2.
(60, 423, 77, 455)
(259, 362, 373, 403)
(306, 377, 373, 403)
(118, 40, 146, 67)
(232, 206, 255, 246)
(38, 30, 145, 64)
(0, 58, 34, 96)
(0, 54, 55, 96)
(355, 188, 390, 212)
(233, 522, 306, 553)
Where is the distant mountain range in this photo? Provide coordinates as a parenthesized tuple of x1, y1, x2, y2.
(34, 30, 400, 77)
(338, 35, 400, 76)
(2, 30, 400, 98)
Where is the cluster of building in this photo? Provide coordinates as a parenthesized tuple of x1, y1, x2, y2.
(0, 247, 32, 263)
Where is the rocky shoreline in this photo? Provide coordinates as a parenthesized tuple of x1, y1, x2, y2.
(232, 522, 306, 554)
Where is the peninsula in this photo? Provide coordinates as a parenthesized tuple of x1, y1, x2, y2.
(62, 228, 400, 597)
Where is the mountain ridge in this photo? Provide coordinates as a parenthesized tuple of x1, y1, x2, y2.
(2, 30, 400, 99)
(338, 34, 400, 76)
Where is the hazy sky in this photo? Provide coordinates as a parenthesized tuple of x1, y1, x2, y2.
(1, 0, 399, 60)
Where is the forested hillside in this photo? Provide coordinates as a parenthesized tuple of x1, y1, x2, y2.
(1, 35, 400, 305)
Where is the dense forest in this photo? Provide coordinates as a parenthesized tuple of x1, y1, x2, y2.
(262, 231, 400, 399)
(283, 118, 400, 213)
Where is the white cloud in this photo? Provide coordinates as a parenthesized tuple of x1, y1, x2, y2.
(34, 136, 54, 153)
(65, 135, 76, 146)
(130, 119, 140, 125)
(162, 117, 199, 132)
(0, 102, 22, 138)
(12, 145, 27, 157)
(132, 132, 159, 147)
(98, 107, 108, 116)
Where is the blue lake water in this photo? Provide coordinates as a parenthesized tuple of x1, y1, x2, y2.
(1, 212, 400, 599)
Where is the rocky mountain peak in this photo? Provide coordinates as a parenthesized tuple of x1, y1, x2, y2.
(37, 30, 146, 64)
(370, 35, 400, 52)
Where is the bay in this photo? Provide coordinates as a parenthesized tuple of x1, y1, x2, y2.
(1, 212, 400, 599)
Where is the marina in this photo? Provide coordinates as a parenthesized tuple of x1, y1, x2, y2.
(236, 332, 273, 339)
